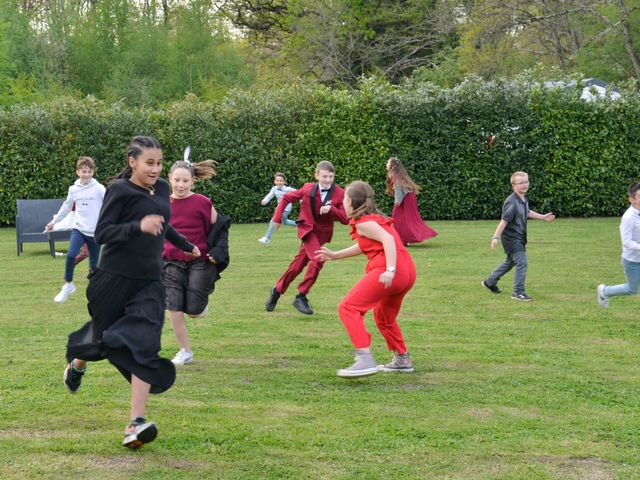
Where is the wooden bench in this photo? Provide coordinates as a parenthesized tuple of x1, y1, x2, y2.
(16, 199, 72, 257)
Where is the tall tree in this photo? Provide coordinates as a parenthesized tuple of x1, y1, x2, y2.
(457, 0, 640, 81)
(221, 0, 459, 85)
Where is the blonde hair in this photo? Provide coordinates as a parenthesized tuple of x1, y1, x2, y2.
(386, 157, 420, 195)
(169, 159, 217, 181)
(346, 181, 384, 220)
(76, 156, 95, 170)
(510, 171, 528, 184)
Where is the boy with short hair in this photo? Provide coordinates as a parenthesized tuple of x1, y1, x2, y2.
(597, 182, 640, 308)
(265, 161, 349, 314)
(482, 171, 555, 301)
(258, 172, 296, 245)
(47, 157, 105, 303)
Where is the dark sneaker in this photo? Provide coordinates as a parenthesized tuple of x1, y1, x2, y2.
(292, 294, 313, 315)
(382, 352, 414, 373)
(265, 287, 281, 312)
(337, 349, 379, 378)
(511, 293, 532, 302)
(482, 280, 501, 294)
(122, 418, 158, 449)
(63, 363, 85, 394)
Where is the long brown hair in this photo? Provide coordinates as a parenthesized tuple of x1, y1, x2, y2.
(386, 156, 421, 195)
(169, 159, 217, 181)
(346, 181, 384, 220)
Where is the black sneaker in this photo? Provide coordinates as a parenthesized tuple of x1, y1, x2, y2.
(511, 293, 532, 302)
(482, 280, 502, 294)
(293, 294, 313, 315)
(63, 363, 85, 394)
(122, 417, 158, 449)
(265, 287, 281, 312)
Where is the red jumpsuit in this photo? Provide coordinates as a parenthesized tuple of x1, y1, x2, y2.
(338, 214, 416, 354)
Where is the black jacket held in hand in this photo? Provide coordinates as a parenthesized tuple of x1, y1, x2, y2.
(207, 213, 231, 281)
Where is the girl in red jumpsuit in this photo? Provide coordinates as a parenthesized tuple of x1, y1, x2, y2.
(316, 181, 416, 378)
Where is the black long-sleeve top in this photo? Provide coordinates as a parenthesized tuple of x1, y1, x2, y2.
(95, 178, 193, 280)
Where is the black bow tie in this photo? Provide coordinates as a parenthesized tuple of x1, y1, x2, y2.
(321, 188, 330, 193)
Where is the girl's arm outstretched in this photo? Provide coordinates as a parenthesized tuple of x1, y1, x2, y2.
(316, 244, 362, 262)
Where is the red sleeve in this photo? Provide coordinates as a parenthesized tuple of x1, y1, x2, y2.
(273, 186, 304, 223)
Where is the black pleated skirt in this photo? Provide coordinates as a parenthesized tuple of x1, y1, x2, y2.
(66, 269, 176, 393)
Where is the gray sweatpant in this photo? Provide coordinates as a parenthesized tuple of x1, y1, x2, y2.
(485, 250, 528, 295)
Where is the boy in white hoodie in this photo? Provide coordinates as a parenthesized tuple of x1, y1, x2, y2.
(47, 157, 106, 303)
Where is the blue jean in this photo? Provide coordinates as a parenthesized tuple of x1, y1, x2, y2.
(604, 257, 640, 297)
(64, 229, 100, 282)
(264, 210, 296, 240)
(485, 250, 528, 295)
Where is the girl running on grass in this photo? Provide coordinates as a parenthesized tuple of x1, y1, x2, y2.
(64, 136, 199, 449)
(316, 181, 417, 378)
(386, 157, 438, 246)
(162, 155, 230, 366)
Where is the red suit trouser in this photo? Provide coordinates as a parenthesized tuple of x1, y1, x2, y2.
(276, 232, 326, 295)
(338, 258, 416, 354)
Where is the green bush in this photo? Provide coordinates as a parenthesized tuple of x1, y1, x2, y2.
(1, 79, 638, 226)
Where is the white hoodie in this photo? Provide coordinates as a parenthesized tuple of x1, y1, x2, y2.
(51, 178, 106, 236)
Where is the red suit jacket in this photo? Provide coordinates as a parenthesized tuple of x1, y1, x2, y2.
(273, 182, 349, 242)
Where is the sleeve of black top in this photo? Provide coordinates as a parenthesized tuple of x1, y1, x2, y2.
(166, 224, 195, 253)
(208, 221, 229, 265)
(94, 184, 141, 245)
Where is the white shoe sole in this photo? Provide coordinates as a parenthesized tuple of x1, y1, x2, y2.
(381, 366, 415, 373)
(123, 422, 158, 449)
(171, 355, 194, 365)
(511, 296, 532, 302)
(336, 366, 380, 378)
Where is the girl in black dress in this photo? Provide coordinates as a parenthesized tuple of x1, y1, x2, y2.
(64, 136, 199, 449)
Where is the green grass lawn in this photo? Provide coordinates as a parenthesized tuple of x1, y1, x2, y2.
(2, 218, 640, 479)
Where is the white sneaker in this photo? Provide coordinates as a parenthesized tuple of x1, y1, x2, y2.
(189, 305, 208, 318)
(337, 349, 380, 378)
(597, 284, 609, 308)
(258, 237, 270, 245)
(54, 282, 76, 303)
(171, 348, 194, 365)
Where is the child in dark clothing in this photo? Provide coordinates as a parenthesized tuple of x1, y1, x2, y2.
(64, 136, 199, 449)
(482, 171, 555, 301)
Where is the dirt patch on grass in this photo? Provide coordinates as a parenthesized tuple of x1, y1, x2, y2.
(0, 429, 67, 439)
(87, 455, 145, 469)
(468, 407, 493, 419)
(535, 455, 613, 480)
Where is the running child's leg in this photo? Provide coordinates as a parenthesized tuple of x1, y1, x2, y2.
(485, 255, 515, 288)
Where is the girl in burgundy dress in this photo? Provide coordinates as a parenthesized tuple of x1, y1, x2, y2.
(162, 157, 219, 366)
(316, 181, 416, 378)
(386, 157, 438, 246)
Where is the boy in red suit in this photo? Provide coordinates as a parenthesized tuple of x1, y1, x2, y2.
(266, 161, 348, 314)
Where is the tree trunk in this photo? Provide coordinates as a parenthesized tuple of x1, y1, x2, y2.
(614, 0, 640, 79)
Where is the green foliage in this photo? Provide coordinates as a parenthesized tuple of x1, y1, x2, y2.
(1, 79, 640, 225)
(0, 0, 255, 107)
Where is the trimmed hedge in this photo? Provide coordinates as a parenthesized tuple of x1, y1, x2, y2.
(1, 79, 639, 226)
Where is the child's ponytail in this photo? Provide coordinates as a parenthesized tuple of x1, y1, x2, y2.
(169, 159, 217, 181)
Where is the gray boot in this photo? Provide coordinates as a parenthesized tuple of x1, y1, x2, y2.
(337, 349, 380, 378)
